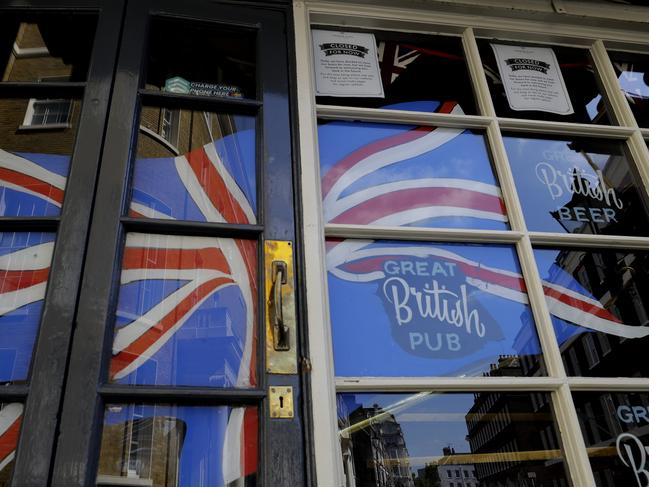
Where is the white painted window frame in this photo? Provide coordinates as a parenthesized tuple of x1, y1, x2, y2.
(293, 2, 649, 486)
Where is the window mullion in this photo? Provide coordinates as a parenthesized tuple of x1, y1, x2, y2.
(590, 40, 638, 129)
(465, 26, 596, 487)
(293, 3, 344, 487)
(552, 385, 598, 487)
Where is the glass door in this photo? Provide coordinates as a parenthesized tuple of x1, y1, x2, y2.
(47, 1, 307, 486)
(0, 1, 123, 486)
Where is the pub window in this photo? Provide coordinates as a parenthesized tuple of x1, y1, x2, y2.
(296, 2, 649, 487)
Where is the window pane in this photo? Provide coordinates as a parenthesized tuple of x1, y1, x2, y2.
(338, 392, 569, 486)
(315, 30, 478, 114)
(478, 40, 609, 124)
(0, 232, 55, 384)
(0, 97, 79, 217)
(535, 247, 649, 377)
(0, 403, 23, 484)
(145, 17, 256, 99)
(573, 391, 649, 486)
(0, 14, 96, 83)
(503, 134, 649, 236)
(608, 51, 649, 128)
(98, 404, 257, 487)
(129, 107, 256, 224)
(319, 121, 508, 230)
(109, 233, 257, 388)
(328, 240, 544, 377)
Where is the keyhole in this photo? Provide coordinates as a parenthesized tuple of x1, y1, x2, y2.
(279, 396, 284, 409)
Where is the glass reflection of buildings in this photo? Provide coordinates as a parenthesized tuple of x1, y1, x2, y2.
(339, 398, 414, 487)
(465, 357, 568, 487)
(97, 408, 185, 487)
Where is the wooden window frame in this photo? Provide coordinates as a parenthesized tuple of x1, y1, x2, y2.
(293, 1, 649, 486)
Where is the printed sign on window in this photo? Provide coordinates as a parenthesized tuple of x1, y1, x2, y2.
(491, 44, 574, 115)
(312, 30, 384, 98)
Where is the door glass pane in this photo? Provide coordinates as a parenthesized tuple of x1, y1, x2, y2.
(110, 233, 257, 388)
(0, 97, 80, 217)
(0, 403, 23, 485)
(98, 404, 257, 487)
(129, 106, 256, 224)
(319, 121, 508, 230)
(315, 30, 478, 114)
(478, 40, 609, 124)
(145, 17, 256, 99)
(535, 247, 649, 377)
(338, 392, 569, 486)
(328, 239, 544, 377)
(573, 391, 649, 487)
(0, 13, 96, 83)
(608, 50, 649, 128)
(503, 134, 649, 236)
(0, 231, 54, 384)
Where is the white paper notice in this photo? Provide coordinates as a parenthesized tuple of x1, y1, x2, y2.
(312, 30, 384, 98)
(491, 44, 574, 115)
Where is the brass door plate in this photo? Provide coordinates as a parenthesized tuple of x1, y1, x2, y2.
(265, 240, 297, 374)
(269, 386, 294, 419)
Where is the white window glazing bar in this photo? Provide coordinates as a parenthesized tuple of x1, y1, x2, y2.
(324, 224, 522, 244)
(293, 3, 345, 486)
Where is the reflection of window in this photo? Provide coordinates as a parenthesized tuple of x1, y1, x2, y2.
(160, 107, 180, 147)
(583, 334, 600, 368)
(22, 98, 72, 128)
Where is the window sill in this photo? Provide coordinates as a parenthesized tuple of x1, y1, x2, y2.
(17, 123, 71, 131)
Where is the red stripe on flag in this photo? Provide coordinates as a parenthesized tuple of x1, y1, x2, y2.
(109, 276, 234, 379)
(234, 239, 258, 387)
(0, 268, 49, 292)
(123, 247, 231, 274)
(243, 407, 258, 478)
(185, 147, 251, 224)
(0, 415, 21, 466)
(0, 167, 64, 204)
(330, 187, 506, 224)
(400, 44, 464, 61)
(341, 255, 527, 292)
(543, 286, 622, 322)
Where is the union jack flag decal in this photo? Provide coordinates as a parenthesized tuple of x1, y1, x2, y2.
(321, 100, 644, 342)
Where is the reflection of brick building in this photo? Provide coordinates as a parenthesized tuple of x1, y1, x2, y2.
(97, 410, 185, 487)
(339, 400, 414, 487)
(1, 22, 82, 156)
(465, 357, 568, 487)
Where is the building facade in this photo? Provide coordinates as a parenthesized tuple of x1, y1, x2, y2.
(0, 0, 649, 486)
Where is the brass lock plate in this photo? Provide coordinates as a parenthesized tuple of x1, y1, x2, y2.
(269, 386, 294, 419)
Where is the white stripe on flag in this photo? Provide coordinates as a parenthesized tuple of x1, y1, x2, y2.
(222, 408, 244, 484)
(0, 149, 67, 189)
(0, 242, 53, 270)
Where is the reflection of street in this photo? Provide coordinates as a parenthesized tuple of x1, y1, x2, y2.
(339, 399, 415, 487)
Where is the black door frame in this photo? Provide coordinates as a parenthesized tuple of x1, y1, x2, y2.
(46, 1, 308, 486)
(0, 2, 125, 486)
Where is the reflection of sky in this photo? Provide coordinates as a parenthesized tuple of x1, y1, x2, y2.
(503, 135, 626, 233)
(339, 393, 477, 471)
(587, 68, 649, 120)
(329, 240, 542, 377)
